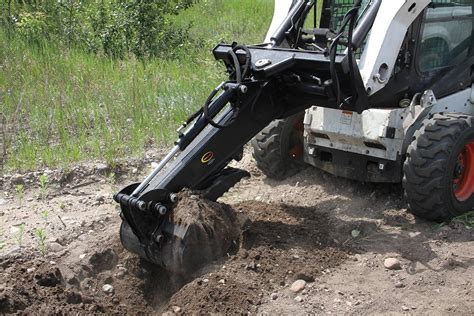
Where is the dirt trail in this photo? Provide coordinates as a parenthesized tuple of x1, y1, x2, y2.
(1, 150, 473, 314)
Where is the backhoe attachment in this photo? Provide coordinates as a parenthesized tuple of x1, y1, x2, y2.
(115, 0, 372, 274)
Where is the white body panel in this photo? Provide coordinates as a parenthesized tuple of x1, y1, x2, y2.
(305, 87, 474, 162)
(358, 0, 430, 95)
(265, 0, 294, 43)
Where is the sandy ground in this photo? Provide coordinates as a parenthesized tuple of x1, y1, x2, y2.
(1, 149, 473, 314)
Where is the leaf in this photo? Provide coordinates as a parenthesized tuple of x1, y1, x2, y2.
(351, 229, 361, 238)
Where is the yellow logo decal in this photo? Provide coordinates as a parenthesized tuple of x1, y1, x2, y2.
(201, 151, 214, 164)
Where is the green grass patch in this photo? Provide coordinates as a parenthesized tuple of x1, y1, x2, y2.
(1, 0, 274, 171)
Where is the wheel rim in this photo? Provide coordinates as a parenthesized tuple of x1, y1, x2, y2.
(453, 141, 474, 202)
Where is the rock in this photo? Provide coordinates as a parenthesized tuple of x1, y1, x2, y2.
(48, 242, 65, 253)
(246, 261, 257, 271)
(171, 306, 182, 313)
(95, 163, 108, 174)
(395, 282, 405, 288)
(27, 267, 36, 273)
(294, 296, 304, 303)
(79, 254, 87, 260)
(114, 268, 127, 279)
(402, 305, 410, 311)
(270, 293, 278, 300)
(10, 174, 25, 185)
(384, 258, 402, 270)
(290, 280, 306, 293)
(218, 279, 226, 284)
(102, 284, 114, 294)
(0, 198, 7, 205)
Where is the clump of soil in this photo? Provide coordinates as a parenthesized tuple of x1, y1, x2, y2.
(161, 190, 244, 275)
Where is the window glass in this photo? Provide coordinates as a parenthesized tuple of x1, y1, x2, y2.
(419, 0, 473, 72)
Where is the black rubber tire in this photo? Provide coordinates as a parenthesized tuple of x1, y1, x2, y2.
(251, 114, 304, 180)
(403, 112, 474, 222)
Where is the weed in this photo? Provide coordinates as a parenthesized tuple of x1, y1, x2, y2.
(14, 224, 25, 248)
(452, 211, 474, 229)
(59, 202, 66, 210)
(15, 184, 25, 203)
(40, 210, 49, 221)
(35, 228, 47, 256)
(106, 172, 116, 183)
(38, 174, 48, 198)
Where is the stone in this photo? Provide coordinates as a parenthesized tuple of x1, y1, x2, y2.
(48, 242, 65, 253)
(294, 296, 304, 303)
(10, 174, 25, 185)
(0, 198, 7, 205)
(95, 163, 108, 173)
(384, 258, 402, 270)
(102, 284, 114, 294)
(114, 268, 127, 279)
(171, 306, 182, 313)
(402, 306, 410, 311)
(27, 267, 36, 273)
(290, 280, 306, 293)
(271, 293, 278, 300)
(395, 282, 405, 288)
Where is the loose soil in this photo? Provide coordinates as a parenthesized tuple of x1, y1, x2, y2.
(1, 149, 473, 314)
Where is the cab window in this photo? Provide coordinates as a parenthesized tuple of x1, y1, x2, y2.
(418, 0, 473, 73)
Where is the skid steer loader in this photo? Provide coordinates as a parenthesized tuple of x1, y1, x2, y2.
(114, 0, 474, 274)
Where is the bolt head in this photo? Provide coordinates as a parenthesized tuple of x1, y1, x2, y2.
(169, 193, 178, 203)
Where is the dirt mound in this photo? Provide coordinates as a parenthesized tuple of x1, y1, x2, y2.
(166, 201, 349, 313)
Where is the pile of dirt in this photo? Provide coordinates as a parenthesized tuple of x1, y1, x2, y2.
(166, 201, 349, 313)
(0, 198, 349, 314)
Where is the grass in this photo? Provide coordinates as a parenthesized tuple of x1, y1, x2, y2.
(0, 0, 274, 171)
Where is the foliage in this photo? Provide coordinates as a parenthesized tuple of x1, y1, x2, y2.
(15, 184, 25, 202)
(14, 224, 25, 248)
(39, 174, 48, 198)
(35, 227, 47, 255)
(2, 0, 197, 59)
(1, 0, 273, 171)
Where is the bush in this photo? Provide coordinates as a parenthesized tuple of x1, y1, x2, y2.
(1, 0, 197, 59)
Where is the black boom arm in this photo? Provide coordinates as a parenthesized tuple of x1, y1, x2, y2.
(114, 0, 372, 268)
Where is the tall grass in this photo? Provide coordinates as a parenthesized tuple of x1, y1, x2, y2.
(1, 0, 273, 171)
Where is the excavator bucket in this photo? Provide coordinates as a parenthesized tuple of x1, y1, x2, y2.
(118, 188, 243, 275)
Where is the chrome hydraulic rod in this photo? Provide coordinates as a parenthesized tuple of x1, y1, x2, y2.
(131, 145, 180, 197)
